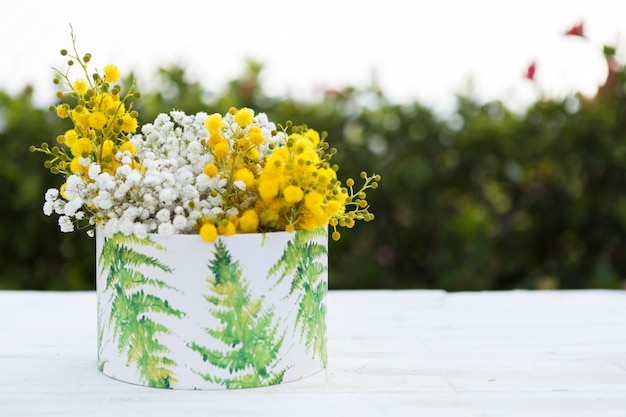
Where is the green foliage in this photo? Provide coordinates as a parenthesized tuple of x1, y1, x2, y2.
(268, 229, 328, 365)
(0, 86, 94, 290)
(4, 43, 626, 290)
(98, 233, 183, 388)
(190, 239, 287, 389)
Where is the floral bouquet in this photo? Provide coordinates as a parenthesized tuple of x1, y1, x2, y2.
(31, 31, 379, 243)
(30, 30, 380, 390)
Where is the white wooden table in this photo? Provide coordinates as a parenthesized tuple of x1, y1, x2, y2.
(1, 290, 624, 416)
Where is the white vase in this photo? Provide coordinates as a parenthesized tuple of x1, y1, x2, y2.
(95, 228, 328, 389)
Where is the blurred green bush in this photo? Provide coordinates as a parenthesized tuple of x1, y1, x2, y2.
(2, 54, 626, 291)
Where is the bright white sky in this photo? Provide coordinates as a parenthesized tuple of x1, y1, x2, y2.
(3, 0, 626, 113)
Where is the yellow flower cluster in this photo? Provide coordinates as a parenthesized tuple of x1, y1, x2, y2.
(198, 108, 379, 242)
(31, 27, 140, 181)
(32, 29, 380, 241)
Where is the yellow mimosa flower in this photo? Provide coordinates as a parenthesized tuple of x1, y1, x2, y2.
(103, 64, 120, 83)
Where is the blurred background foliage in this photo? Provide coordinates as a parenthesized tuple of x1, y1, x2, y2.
(2, 47, 626, 291)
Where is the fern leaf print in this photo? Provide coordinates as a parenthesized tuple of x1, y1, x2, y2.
(268, 228, 328, 366)
(98, 233, 183, 388)
(190, 239, 287, 389)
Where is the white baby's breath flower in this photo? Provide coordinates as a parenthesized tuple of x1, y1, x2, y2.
(159, 188, 177, 204)
(133, 223, 148, 240)
(63, 197, 83, 217)
(103, 218, 120, 237)
(45, 188, 59, 201)
(172, 215, 187, 231)
(116, 165, 132, 178)
(43, 201, 54, 216)
(156, 208, 171, 223)
(58, 216, 74, 233)
(88, 164, 101, 180)
(119, 220, 134, 236)
(93, 191, 113, 210)
(157, 222, 175, 237)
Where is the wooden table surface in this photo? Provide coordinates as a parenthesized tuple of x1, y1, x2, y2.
(1, 290, 625, 416)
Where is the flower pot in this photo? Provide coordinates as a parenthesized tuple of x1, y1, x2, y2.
(96, 228, 328, 389)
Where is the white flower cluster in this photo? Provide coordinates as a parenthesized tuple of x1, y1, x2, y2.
(42, 110, 283, 238)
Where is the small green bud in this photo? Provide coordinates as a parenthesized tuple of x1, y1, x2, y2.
(60, 49, 68, 56)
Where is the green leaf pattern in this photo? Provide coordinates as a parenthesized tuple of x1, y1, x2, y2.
(98, 233, 183, 388)
(268, 228, 328, 366)
(190, 239, 287, 389)
(97, 229, 327, 389)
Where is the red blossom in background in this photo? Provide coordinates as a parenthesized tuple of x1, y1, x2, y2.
(564, 22, 585, 38)
(524, 61, 537, 80)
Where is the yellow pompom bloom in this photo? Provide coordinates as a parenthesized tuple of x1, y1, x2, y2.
(247, 146, 259, 161)
(103, 64, 120, 83)
(64, 129, 78, 147)
(119, 141, 136, 155)
(294, 136, 314, 153)
(93, 93, 114, 112)
(238, 209, 259, 233)
(71, 109, 90, 130)
(258, 179, 279, 202)
(56, 105, 69, 119)
(60, 183, 68, 200)
(70, 157, 88, 174)
(200, 223, 218, 242)
(236, 137, 250, 150)
(324, 199, 343, 216)
(88, 112, 107, 130)
(304, 129, 321, 146)
(283, 185, 304, 204)
(205, 114, 223, 134)
(304, 190, 324, 212)
(131, 161, 145, 172)
(121, 114, 138, 132)
(234, 168, 256, 189)
(73, 79, 88, 96)
(70, 137, 93, 157)
(258, 202, 280, 227)
(299, 210, 328, 231)
(101, 139, 115, 155)
(213, 141, 230, 159)
(234, 107, 254, 128)
(218, 219, 236, 236)
(248, 126, 265, 146)
(208, 132, 225, 148)
(204, 163, 218, 177)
